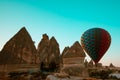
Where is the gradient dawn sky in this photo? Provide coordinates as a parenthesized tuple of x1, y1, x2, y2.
(0, 0, 120, 66)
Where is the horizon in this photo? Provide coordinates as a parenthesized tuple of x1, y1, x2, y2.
(0, 0, 120, 67)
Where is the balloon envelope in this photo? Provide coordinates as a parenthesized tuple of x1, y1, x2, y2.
(81, 28, 111, 64)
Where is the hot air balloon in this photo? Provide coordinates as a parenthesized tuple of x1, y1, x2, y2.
(81, 28, 111, 64)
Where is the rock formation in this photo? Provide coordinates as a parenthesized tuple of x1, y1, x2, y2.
(62, 41, 86, 58)
(60, 47, 69, 66)
(61, 47, 69, 57)
(49, 37, 60, 68)
(61, 41, 88, 77)
(109, 63, 115, 67)
(0, 27, 37, 64)
(37, 34, 60, 72)
(37, 34, 49, 65)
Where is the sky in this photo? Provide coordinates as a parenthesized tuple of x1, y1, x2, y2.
(0, 0, 120, 66)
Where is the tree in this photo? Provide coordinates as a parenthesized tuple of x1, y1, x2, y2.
(109, 63, 115, 67)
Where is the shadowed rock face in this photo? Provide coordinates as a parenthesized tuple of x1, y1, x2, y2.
(37, 34, 49, 62)
(37, 34, 60, 71)
(49, 37, 60, 65)
(0, 27, 37, 64)
(60, 47, 69, 64)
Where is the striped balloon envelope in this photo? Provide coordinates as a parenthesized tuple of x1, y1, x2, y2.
(81, 28, 111, 64)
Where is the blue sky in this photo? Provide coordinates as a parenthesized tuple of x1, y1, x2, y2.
(0, 0, 120, 66)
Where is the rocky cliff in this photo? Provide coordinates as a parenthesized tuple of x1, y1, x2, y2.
(49, 37, 60, 65)
(0, 27, 37, 64)
(61, 41, 88, 77)
(37, 34, 60, 71)
(37, 34, 49, 63)
(62, 41, 86, 58)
